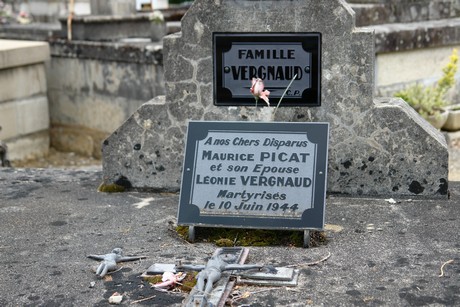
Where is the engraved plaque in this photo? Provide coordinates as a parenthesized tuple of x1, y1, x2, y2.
(214, 33, 321, 107)
(178, 121, 329, 230)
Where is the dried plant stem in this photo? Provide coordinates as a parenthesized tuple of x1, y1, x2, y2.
(273, 74, 298, 116)
(286, 251, 331, 268)
(130, 295, 156, 304)
(439, 259, 454, 277)
(108, 266, 124, 275)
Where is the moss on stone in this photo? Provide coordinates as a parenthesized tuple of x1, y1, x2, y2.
(176, 226, 327, 247)
(179, 272, 198, 292)
(97, 182, 125, 193)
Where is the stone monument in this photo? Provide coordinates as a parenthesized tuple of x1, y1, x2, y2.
(102, 0, 448, 198)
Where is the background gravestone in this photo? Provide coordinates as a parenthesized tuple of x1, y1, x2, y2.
(102, 0, 449, 198)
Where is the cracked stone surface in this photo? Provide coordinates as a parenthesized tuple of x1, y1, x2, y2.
(102, 0, 448, 198)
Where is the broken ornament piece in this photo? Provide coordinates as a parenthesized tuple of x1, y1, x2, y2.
(108, 292, 123, 304)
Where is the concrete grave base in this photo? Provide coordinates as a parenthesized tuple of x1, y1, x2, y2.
(103, 96, 448, 197)
(102, 0, 448, 198)
(0, 40, 50, 161)
(50, 124, 107, 159)
(0, 96, 50, 161)
(5, 131, 50, 161)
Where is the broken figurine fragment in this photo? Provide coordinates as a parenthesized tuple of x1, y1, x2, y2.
(87, 248, 146, 277)
(108, 292, 123, 304)
(152, 271, 186, 290)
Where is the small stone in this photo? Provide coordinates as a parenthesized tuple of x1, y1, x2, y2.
(324, 224, 343, 233)
(89, 281, 96, 288)
(108, 292, 123, 304)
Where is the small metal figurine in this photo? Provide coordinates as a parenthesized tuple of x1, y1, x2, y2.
(87, 248, 146, 277)
(176, 250, 276, 295)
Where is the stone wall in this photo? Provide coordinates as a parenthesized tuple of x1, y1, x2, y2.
(356, 0, 460, 99)
(349, 0, 460, 27)
(376, 45, 460, 98)
(0, 40, 50, 161)
(18, 0, 90, 23)
(47, 39, 164, 159)
(90, 0, 135, 16)
(102, 0, 448, 198)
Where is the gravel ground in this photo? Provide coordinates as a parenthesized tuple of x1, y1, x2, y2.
(0, 168, 459, 306)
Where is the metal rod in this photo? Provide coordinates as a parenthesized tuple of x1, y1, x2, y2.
(188, 226, 195, 242)
(303, 230, 310, 248)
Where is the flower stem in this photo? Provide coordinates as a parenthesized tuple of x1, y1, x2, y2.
(274, 74, 297, 116)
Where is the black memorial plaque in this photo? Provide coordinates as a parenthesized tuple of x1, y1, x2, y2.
(178, 121, 329, 230)
(213, 33, 321, 107)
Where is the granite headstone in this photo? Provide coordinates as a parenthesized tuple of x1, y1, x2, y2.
(102, 0, 448, 198)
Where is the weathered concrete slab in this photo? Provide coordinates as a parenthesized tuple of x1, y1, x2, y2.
(5, 131, 50, 161)
(46, 43, 164, 159)
(58, 9, 187, 42)
(239, 267, 295, 281)
(350, 0, 460, 27)
(376, 45, 460, 93)
(90, 0, 136, 16)
(0, 39, 50, 160)
(103, 0, 448, 198)
(60, 15, 152, 41)
(373, 17, 460, 53)
(237, 268, 300, 287)
(0, 96, 49, 140)
(0, 168, 459, 305)
(0, 23, 60, 41)
(0, 39, 50, 70)
(0, 63, 47, 102)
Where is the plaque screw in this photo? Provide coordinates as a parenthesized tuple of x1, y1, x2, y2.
(224, 66, 230, 73)
(305, 66, 311, 73)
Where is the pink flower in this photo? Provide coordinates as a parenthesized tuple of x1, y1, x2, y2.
(250, 78, 270, 106)
(153, 271, 186, 290)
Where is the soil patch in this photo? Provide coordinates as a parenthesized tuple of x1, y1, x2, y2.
(11, 147, 101, 169)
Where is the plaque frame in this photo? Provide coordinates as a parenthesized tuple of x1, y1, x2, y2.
(177, 121, 329, 231)
(213, 33, 321, 107)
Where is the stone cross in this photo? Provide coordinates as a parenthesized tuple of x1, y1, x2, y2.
(143, 247, 297, 307)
